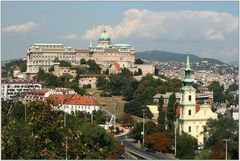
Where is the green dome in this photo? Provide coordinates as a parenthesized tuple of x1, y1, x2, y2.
(99, 30, 110, 41)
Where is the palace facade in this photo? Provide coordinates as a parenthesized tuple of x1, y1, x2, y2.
(26, 30, 135, 78)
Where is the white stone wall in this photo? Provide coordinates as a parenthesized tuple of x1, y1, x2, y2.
(79, 77, 97, 88)
(1, 83, 42, 100)
(59, 104, 101, 114)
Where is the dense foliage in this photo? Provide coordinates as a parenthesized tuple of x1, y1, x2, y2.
(134, 59, 144, 64)
(145, 132, 172, 153)
(129, 121, 159, 143)
(157, 96, 166, 131)
(204, 117, 239, 159)
(1, 100, 123, 159)
(59, 60, 72, 67)
(176, 132, 198, 159)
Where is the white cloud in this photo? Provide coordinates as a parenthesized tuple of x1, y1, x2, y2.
(2, 21, 38, 33)
(82, 9, 238, 41)
(60, 34, 78, 40)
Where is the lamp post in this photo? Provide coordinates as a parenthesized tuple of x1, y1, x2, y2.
(142, 109, 145, 147)
(174, 121, 177, 156)
(223, 139, 230, 160)
(64, 107, 67, 160)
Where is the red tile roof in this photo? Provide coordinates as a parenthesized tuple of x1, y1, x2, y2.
(48, 94, 99, 105)
(176, 107, 180, 117)
(14, 65, 20, 70)
(28, 90, 49, 94)
(79, 74, 109, 78)
(162, 105, 180, 117)
(113, 63, 121, 72)
(196, 104, 200, 113)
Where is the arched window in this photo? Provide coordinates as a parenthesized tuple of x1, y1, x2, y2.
(188, 110, 191, 116)
(189, 95, 192, 101)
(188, 126, 191, 133)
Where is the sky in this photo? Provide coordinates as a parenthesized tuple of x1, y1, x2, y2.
(1, 1, 239, 63)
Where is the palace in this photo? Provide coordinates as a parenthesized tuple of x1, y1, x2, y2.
(26, 30, 135, 78)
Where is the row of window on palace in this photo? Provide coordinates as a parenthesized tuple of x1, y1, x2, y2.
(31, 55, 75, 59)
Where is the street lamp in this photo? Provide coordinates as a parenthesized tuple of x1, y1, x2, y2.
(222, 139, 230, 160)
(174, 121, 177, 156)
(142, 109, 146, 147)
(64, 107, 68, 160)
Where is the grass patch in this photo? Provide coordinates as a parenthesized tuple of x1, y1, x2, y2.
(86, 89, 125, 117)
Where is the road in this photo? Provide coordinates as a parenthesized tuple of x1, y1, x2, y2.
(116, 134, 172, 160)
(101, 106, 174, 160)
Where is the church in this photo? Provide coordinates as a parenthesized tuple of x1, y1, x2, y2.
(25, 30, 135, 78)
(178, 55, 218, 146)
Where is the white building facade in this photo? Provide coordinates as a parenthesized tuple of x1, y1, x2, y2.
(49, 94, 101, 114)
(1, 79, 42, 100)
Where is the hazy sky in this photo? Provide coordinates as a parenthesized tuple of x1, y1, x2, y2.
(1, 1, 239, 63)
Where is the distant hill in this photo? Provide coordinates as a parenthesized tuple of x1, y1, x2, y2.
(136, 50, 226, 65)
(228, 60, 239, 66)
(1, 58, 23, 66)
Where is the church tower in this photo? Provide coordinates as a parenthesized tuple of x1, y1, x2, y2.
(53, 57, 60, 77)
(178, 52, 218, 146)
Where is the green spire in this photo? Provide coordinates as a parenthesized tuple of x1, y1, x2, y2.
(185, 51, 191, 71)
(182, 52, 194, 88)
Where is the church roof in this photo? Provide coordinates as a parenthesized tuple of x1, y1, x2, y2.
(14, 65, 20, 70)
(99, 30, 110, 41)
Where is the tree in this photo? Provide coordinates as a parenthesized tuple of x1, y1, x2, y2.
(134, 68, 142, 76)
(124, 101, 153, 119)
(36, 68, 46, 82)
(86, 60, 101, 74)
(72, 86, 86, 95)
(228, 83, 238, 92)
(19, 60, 27, 72)
(204, 117, 239, 159)
(1, 100, 124, 159)
(158, 96, 166, 131)
(209, 141, 225, 159)
(135, 59, 144, 64)
(168, 78, 181, 92)
(167, 93, 176, 131)
(129, 121, 159, 142)
(109, 73, 130, 96)
(121, 67, 133, 78)
(145, 132, 172, 153)
(208, 81, 225, 103)
(194, 149, 211, 159)
(60, 60, 71, 67)
(80, 58, 86, 64)
(122, 87, 134, 101)
(48, 66, 54, 72)
(176, 132, 198, 159)
(118, 113, 135, 128)
(96, 76, 109, 90)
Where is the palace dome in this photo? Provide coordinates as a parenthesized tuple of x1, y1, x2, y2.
(99, 30, 110, 41)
